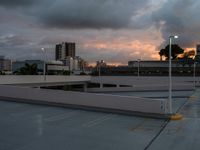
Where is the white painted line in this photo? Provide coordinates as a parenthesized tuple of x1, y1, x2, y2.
(82, 114, 116, 127)
(10, 107, 51, 117)
(45, 111, 80, 122)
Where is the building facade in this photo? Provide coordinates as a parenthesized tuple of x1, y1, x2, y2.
(196, 44, 200, 58)
(0, 56, 12, 72)
(128, 60, 182, 68)
(47, 61, 69, 74)
(12, 60, 69, 75)
(197, 44, 200, 55)
(12, 60, 44, 73)
(55, 42, 76, 60)
(61, 57, 74, 71)
(193, 44, 200, 62)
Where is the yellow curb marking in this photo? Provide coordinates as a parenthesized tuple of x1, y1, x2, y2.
(170, 114, 183, 121)
(189, 96, 196, 100)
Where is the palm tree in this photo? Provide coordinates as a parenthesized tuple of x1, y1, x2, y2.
(15, 63, 38, 75)
(159, 44, 184, 60)
(159, 49, 165, 61)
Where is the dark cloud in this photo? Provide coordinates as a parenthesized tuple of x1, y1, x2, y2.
(0, 0, 152, 29)
(152, 0, 200, 48)
(0, 0, 36, 7)
(2, 0, 200, 63)
(0, 34, 30, 47)
(35, 0, 151, 29)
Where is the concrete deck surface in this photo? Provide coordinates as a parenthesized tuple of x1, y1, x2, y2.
(0, 89, 199, 150)
(0, 101, 166, 150)
(148, 89, 200, 150)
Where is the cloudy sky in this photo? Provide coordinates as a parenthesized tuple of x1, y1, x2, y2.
(0, 0, 199, 65)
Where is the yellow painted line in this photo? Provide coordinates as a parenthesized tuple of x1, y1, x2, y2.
(189, 96, 196, 100)
(170, 114, 183, 121)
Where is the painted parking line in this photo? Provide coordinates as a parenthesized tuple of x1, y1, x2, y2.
(10, 107, 51, 117)
(44, 110, 80, 122)
(129, 119, 147, 131)
(82, 114, 116, 127)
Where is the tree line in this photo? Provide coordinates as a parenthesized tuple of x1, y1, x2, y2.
(159, 44, 198, 63)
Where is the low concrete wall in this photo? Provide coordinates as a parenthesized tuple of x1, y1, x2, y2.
(0, 75, 91, 86)
(88, 84, 193, 92)
(91, 76, 198, 86)
(90, 76, 195, 92)
(0, 85, 167, 117)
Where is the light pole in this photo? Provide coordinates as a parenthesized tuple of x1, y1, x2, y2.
(98, 60, 104, 77)
(168, 35, 178, 114)
(193, 62, 197, 90)
(41, 48, 46, 81)
(97, 60, 105, 88)
(137, 59, 140, 77)
(98, 61, 101, 77)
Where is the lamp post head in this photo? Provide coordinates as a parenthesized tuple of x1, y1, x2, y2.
(100, 60, 105, 63)
(170, 35, 179, 39)
(174, 35, 179, 39)
(41, 48, 45, 52)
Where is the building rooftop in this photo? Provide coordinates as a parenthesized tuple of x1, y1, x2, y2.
(0, 88, 199, 150)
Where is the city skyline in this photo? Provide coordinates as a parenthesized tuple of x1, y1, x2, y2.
(0, 0, 200, 65)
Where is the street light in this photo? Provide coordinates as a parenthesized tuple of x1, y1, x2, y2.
(168, 35, 178, 114)
(137, 59, 141, 77)
(98, 61, 101, 77)
(193, 62, 197, 90)
(98, 60, 105, 77)
(97, 60, 105, 88)
(41, 48, 46, 81)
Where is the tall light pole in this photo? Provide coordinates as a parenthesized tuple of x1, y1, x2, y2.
(137, 59, 141, 77)
(98, 61, 101, 77)
(193, 62, 197, 90)
(41, 48, 46, 81)
(168, 35, 178, 114)
(97, 60, 105, 88)
(98, 60, 105, 77)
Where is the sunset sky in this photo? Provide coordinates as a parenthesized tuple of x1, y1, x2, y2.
(0, 0, 200, 65)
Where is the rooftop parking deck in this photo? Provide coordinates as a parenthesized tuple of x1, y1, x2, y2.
(0, 89, 199, 150)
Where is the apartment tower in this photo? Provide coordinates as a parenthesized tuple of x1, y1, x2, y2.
(55, 42, 76, 60)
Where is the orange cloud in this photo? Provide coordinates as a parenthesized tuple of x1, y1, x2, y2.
(83, 40, 160, 60)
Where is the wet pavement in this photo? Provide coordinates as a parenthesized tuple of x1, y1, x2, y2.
(0, 101, 166, 150)
(0, 89, 199, 150)
(148, 89, 200, 150)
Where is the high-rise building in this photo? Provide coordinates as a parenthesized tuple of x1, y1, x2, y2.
(55, 42, 76, 60)
(197, 44, 200, 56)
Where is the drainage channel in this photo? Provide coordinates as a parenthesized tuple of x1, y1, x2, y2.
(143, 119, 170, 150)
(144, 91, 193, 150)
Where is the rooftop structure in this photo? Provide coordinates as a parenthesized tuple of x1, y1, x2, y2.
(128, 60, 184, 68)
(0, 82, 199, 150)
(55, 42, 76, 60)
(12, 60, 70, 75)
(197, 44, 200, 55)
(0, 74, 199, 150)
(195, 44, 200, 61)
(12, 60, 44, 74)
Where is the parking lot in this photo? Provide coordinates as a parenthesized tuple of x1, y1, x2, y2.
(0, 88, 199, 150)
